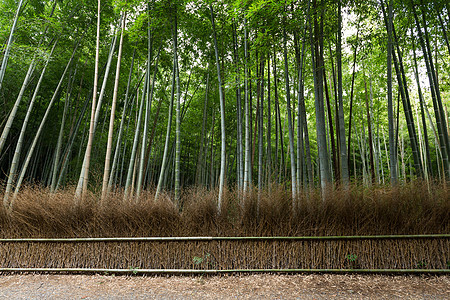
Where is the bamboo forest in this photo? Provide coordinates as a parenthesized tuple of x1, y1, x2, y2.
(0, 0, 449, 244)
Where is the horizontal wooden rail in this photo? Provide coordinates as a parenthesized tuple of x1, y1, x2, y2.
(0, 268, 448, 274)
(0, 234, 448, 243)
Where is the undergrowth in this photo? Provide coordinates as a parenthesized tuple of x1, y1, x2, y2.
(0, 181, 448, 238)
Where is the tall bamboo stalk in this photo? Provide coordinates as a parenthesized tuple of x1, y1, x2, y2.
(283, 26, 297, 203)
(102, 12, 126, 201)
(210, 5, 226, 211)
(3, 40, 57, 208)
(386, 0, 397, 184)
(76, 0, 101, 200)
(12, 38, 81, 202)
(0, 0, 24, 92)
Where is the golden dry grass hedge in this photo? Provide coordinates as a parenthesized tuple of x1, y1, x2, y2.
(0, 181, 448, 238)
(0, 182, 448, 270)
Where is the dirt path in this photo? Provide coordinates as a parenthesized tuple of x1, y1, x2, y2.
(0, 274, 448, 299)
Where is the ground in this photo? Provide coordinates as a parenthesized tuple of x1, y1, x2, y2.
(0, 274, 448, 299)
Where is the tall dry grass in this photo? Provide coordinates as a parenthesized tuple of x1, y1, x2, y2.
(0, 181, 448, 238)
(0, 182, 448, 270)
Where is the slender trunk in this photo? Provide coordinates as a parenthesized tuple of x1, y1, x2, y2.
(3, 40, 57, 208)
(76, 0, 101, 199)
(232, 23, 244, 190)
(356, 123, 366, 183)
(258, 56, 265, 208)
(296, 2, 310, 191)
(210, 5, 226, 211)
(385, 11, 423, 177)
(337, 0, 349, 186)
(154, 54, 176, 201)
(283, 26, 297, 204)
(364, 75, 375, 184)
(0, 0, 24, 91)
(137, 27, 156, 200)
(12, 38, 79, 201)
(295, 41, 313, 189)
(412, 32, 433, 178)
(420, 6, 450, 178)
(108, 49, 137, 188)
(436, 9, 450, 56)
(243, 18, 251, 194)
(51, 64, 75, 191)
(76, 30, 118, 195)
(196, 73, 209, 186)
(124, 71, 148, 198)
(266, 55, 272, 190)
(323, 68, 337, 182)
(412, 5, 449, 178)
(174, 12, 182, 205)
(209, 107, 216, 189)
(101, 13, 126, 200)
(0, 1, 56, 156)
(310, 3, 331, 193)
(56, 91, 90, 191)
(274, 53, 286, 184)
(386, 0, 397, 184)
(346, 24, 360, 180)
(377, 125, 385, 184)
(252, 55, 259, 176)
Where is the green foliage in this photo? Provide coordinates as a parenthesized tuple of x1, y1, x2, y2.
(346, 253, 358, 262)
(193, 252, 214, 269)
(346, 254, 359, 269)
(128, 266, 139, 275)
(416, 260, 427, 269)
(0, 0, 447, 189)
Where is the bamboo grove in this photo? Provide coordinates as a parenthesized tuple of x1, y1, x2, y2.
(0, 0, 449, 211)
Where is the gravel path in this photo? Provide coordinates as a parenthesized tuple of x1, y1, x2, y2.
(0, 274, 448, 299)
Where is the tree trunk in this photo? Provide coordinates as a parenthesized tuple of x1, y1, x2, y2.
(310, 3, 331, 193)
(12, 38, 79, 202)
(364, 75, 376, 184)
(154, 52, 176, 201)
(3, 40, 57, 208)
(0, 1, 56, 156)
(56, 89, 90, 191)
(76, 0, 101, 199)
(283, 26, 297, 204)
(173, 14, 182, 205)
(137, 38, 161, 198)
(420, 5, 450, 178)
(196, 73, 209, 186)
(210, 5, 226, 212)
(232, 22, 244, 191)
(0, 0, 24, 92)
(108, 49, 137, 189)
(266, 55, 272, 190)
(258, 57, 265, 200)
(124, 71, 147, 198)
(243, 18, 251, 194)
(323, 68, 337, 183)
(51, 63, 75, 191)
(102, 13, 126, 200)
(386, 0, 397, 184)
(412, 32, 433, 179)
(337, 0, 349, 186)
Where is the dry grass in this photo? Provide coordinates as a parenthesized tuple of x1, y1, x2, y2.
(0, 182, 448, 238)
(0, 182, 448, 270)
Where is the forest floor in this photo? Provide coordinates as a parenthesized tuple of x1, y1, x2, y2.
(0, 274, 448, 299)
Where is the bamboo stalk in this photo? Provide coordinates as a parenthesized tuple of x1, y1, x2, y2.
(0, 234, 448, 243)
